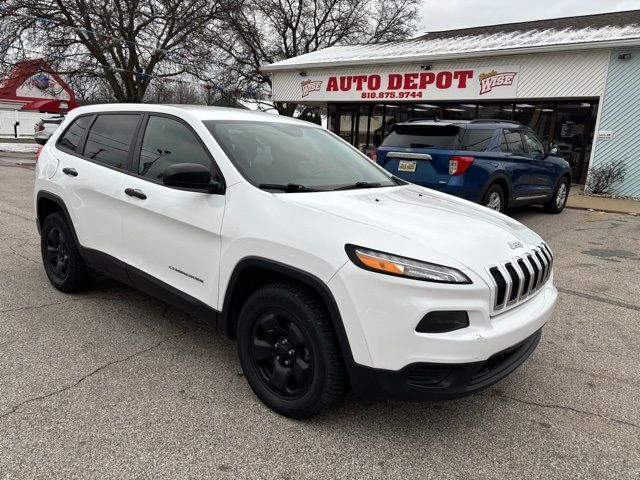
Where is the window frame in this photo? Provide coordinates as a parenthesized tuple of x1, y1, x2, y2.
(460, 128, 497, 152)
(500, 129, 527, 154)
(521, 129, 546, 155)
(130, 113, 226, 192)
(56, 112, 144, 174)
(55, 113, 96, 156)
(81, 113, 144, 171)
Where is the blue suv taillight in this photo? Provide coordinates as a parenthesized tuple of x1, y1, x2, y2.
(449, 156, 474, 176)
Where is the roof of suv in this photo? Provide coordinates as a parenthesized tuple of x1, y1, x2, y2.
(67, 103, 309, 126)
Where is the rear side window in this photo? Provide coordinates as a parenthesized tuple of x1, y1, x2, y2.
(57, 116, 92, 153)
(83, 114, 140, 168)
(500, 130, 526, 153)
(382, 125, 462, 150)
(461, 129, 494, 151)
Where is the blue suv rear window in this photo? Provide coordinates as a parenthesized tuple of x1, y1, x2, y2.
(382, 125, 462, 149)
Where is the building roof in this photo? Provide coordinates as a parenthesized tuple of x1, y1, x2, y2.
(265, 10, 640, 71)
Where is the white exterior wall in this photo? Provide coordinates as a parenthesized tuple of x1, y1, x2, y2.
(271, 50, 611, 103)
(0, 110, 55, 139)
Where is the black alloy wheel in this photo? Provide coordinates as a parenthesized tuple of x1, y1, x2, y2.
(45, 226, 70, 281)
(237, 281, 347, 418)
(251, 311, 314, 399)
(40, 212, 93, 292)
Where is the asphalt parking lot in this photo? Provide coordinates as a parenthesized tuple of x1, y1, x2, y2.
(1, 162, 638, 479)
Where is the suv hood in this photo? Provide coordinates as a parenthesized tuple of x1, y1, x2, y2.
(277, 185, 545, 273)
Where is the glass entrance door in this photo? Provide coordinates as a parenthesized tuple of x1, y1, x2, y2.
(551, 103, 596, 184)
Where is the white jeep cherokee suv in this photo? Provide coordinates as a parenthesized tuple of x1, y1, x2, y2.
(34, 104, 558, 418)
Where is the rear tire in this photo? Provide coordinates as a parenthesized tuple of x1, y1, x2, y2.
(40, 212, 93, 292)
(482, 184, 506, 213)
(237, 281, 347, 419)
(543, 177, 569, 214)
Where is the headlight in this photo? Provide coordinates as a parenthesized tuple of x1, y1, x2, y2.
(345, 245, 471, 284)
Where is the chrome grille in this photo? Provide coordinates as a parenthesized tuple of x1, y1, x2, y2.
(487, 244, 554, 314)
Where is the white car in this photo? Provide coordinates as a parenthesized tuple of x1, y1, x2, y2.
(34, 116, 65, 145)
(34, 104, 557, 418)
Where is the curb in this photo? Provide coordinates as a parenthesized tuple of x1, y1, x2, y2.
(566, 204, 639, 216)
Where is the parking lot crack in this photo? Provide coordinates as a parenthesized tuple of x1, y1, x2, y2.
(0, 328, 188, 421)
(481, 392, 640, 429)
(0, 296, 151, 314)
(556, 287, 640, 312)
(8, 241, 39, 265)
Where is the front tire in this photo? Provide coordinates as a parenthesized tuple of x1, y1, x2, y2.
(482, 184, 506, 213)
(543, 177, 569, 214)
(237, 281, 347, 419)
(40, 212, 93, 292)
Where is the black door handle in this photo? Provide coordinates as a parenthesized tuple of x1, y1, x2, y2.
(124, 188, 147, 200)
(62, 167, 78, 177)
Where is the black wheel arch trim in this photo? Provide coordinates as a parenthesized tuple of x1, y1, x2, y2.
(220, 256, 353, 358)
(36, 191, 84, 259)
(480, 172, 511, 204)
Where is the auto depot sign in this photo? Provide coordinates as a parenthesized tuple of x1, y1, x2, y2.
(273, 65, 520, 102)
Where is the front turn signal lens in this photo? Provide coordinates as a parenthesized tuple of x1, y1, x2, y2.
(346, 245, 471, 284)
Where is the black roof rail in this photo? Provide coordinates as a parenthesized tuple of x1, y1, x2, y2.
(469, 119, 521, 125)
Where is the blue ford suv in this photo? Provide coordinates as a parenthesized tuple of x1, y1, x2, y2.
(376, 119, 572, 213)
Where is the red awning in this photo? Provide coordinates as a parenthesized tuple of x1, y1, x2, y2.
(21, 99, 79, 114)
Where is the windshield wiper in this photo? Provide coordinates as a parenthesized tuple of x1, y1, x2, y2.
(258, 183, 319, 193)
(333, 181, 384, 191)
(409, 143, 434, 148)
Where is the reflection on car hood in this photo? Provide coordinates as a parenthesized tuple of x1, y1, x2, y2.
(278, 185, 545, 272)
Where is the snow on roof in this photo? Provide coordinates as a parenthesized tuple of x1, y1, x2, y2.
(265, 10, 640, 71)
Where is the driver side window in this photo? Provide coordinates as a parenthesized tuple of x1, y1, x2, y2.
(138, 116, 212, 180)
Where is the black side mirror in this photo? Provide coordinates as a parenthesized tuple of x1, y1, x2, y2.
(162, 163, 224, 193)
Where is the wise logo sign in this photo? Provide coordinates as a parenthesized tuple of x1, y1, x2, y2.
(301, 79, 323, 97)
(478, 70, 518, 95)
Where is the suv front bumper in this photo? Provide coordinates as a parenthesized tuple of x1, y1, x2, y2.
(345, 329, 541, 401)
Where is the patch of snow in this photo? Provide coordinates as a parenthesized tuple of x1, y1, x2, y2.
(0, 143, 39, 153)
(267, 25, 640, 67)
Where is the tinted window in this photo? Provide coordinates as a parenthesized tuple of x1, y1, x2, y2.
(500, 130, 526, 153)
(57, 116, 92, 152)
(522, 130, 545, 155)
(382, 125, 462, 150)
(83, 115, 140, 168)
(205, 121, 394, 190)
(138, 116, 212, 180)
(461, 129, 494, 151)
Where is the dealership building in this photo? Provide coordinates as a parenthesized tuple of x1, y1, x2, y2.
(0, 59, 78, 138)
(265, 10, 640, 197)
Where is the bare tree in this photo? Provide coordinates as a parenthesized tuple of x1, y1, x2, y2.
(1, 0, 240, 102)
(215, 0, 422, 116)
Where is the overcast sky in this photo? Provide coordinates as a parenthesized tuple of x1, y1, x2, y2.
(417, 0, 640, 32)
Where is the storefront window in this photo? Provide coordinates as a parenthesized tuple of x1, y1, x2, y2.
(412, 104, 442, 120)
(477, 103, 513, 120)
(369, 104, 385, 148)
(442, 104, 476, 120)
(514, 104, 554, 145)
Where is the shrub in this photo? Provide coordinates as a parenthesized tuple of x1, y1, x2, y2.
(586, 160, 627, 194)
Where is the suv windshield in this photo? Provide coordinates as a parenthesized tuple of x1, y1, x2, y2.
(382, 124, 463, 149)
(205, 121, 395, 191)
